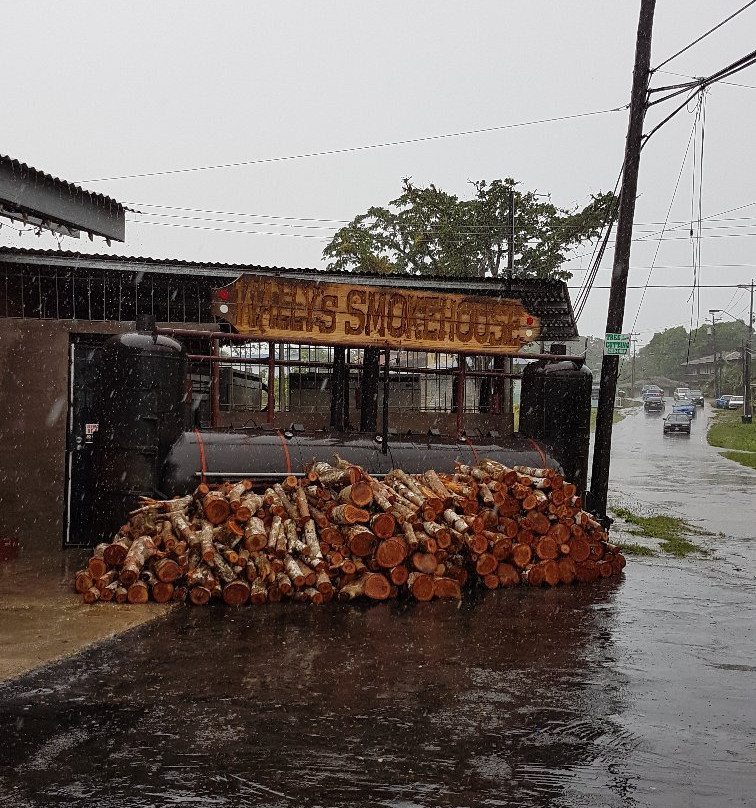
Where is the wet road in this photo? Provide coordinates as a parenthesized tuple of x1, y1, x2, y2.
(1, 403, 754, 808)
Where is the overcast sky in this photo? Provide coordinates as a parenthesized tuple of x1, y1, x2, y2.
(2, 1, 755, 345)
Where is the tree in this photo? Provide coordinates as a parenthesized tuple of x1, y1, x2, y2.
(323, 178, 616, 280)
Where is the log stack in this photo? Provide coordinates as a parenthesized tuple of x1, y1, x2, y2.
(74, 458, 625, 606)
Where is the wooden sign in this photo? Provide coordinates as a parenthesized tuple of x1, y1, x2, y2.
(211, 275, 540, 354)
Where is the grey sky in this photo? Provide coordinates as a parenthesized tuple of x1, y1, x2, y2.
(2, 1, 755, 345)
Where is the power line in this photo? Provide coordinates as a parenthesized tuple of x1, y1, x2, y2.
(652, 0, 756, 72)
(656, 69, 756, 91)
(78, 105, 627, 183)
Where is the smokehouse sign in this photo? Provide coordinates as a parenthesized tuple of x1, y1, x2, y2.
(212, 275, 540, 354)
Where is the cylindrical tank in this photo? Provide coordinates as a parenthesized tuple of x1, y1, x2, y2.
(519, 356, 592, 494)
(91, 328, 187, 539)
(160, 429, 562, 497)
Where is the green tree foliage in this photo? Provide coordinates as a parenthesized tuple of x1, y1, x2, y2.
(323, 178, 616, 281)
(633, 320, 752, 383)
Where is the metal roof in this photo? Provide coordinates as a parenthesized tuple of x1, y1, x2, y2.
(0, 247, 578, 339)
(0, 156, 125, 241)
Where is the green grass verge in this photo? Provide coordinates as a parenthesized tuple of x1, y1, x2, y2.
(708, 410, 756, 453)
(721, 450, 756, 470)
(590, 408, 624, 432)
(616, 542, 656, 557)
(612, 506, 710, 558)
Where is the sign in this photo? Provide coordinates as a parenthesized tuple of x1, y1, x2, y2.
(211, 276, 540, 355)
(603, 333, 631, 356)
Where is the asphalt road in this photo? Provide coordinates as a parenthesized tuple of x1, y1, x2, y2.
(0, 403, 754, 808)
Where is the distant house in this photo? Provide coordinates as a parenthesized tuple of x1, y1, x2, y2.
(681, 350, 743, 381)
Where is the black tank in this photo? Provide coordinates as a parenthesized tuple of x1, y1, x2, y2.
(91, 329, 187, 539)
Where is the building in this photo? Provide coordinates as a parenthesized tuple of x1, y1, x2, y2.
(680, 350, 743, 382)
(0, 247, 580, 550)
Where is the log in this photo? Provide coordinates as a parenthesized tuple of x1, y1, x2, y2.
(103, 536, 132, 567)
(295, 486, 310, 520)
(338, 481, 374, 507)
(222, 580, 251, 606)
(127, 580, 150, 603)
(151, 581, 175, 603)
(202, 491, 231, 525)
(316, 570, 333, 596)
(390, 565, 409, 586)
(535, 537, 559, 561)
(285, 519, 306, 555)
(154, 557, 182, 583)
(491, 537, 513, 561)
(411, 552, 438, 575)
(497, 562, 520, 586)
(511, 543, 533, 569)
(82, 585, 100, 604)
(87, 543, 109, 580)
(407, 571, 434, 601)
(330, 504, 370, 525)
(119, 537, 157, 587)
(273, 483, 300, 521)
(346, 526, 377, 557)
(569, 536, 591, 563)
(74, 570, 94, 594)
(433, 577, 462, 599)
(543, 560, 561, 586)
(475, 553, 498, 577)
(483, 574, 500, 590)
(338, 575, 367, 601)
(375, 538, 408, 568)
(557, 557, 576, 585)
(364, 573, 391, 600)
(189, 586, 211, 605)
(370, 511, 396, 539)
(498, 518, 519, 539)
(525, 510, 551, 535)
(524, 564, 545, 587)
(249, 579, 268, 604)
(276, 572, 293, 595)
(284, 554, 306, 587)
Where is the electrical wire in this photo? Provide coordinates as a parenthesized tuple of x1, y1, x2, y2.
(77, 106, 627, 183)
(652, 0, 756, 72)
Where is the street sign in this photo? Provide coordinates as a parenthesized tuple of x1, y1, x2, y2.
(604, 333, 631, 355)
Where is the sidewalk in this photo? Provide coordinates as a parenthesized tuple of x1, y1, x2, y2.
(0, 543, 171, 682)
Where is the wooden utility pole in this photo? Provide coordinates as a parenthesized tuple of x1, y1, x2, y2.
(589, 0, 656, 521)
(740, 279, 754, 423)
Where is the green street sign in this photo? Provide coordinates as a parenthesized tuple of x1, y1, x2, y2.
(604, 333, 631, 356)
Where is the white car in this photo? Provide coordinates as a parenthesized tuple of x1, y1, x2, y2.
(674, 387, 691, 401)
(728, 395, 745, 409)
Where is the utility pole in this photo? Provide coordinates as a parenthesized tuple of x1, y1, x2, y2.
(738, 279, 754, 423)
(503, 188, 515, 416)
(589, 0, 656, 521)
(710, 311, 720, 400)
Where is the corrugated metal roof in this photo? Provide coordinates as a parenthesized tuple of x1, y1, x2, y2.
(0, 155, 123, 212)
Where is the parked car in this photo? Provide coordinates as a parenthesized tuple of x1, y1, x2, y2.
(664, 413, 691, 434)
(644, 394, 665, 412)
(728, 395, 745, 410)
(674, 387, 691, 401)
(688, 389, 704, 406)
(715, 394, 734, 409)
(672, 401, 696, 418)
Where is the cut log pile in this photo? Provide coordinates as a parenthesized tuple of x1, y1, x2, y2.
(74, 458, 625, 606)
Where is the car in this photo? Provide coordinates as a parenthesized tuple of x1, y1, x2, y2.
(688, 389, 704, 406)
(664, 413, 692, 434)
(728, 395, 745, 410)
(672, 401, 696, 418)
(644, 393, 665, 412)
(674, 387, 691, 401)
(716, 394, 734, 409)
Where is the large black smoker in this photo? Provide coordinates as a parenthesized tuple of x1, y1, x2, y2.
(88, 321, 592, 544)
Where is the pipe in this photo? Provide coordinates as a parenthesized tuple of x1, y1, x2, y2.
(266, 342, 275, 423)
(211, 338, 220, 428)
(456, 354, 466, 435)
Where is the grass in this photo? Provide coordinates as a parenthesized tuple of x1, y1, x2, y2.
(589, 408, 625, 432)
(616, 541, 656, 557)
(708, 410, 756, 453)
(612, 506, 710, 558)
(707, 410, 756, 471)
(721, 450, 756, 470)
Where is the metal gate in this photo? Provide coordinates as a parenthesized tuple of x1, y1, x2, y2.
(63, 336, 105, 546)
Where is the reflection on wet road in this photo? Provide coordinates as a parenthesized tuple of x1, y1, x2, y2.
(0, 402, 753, 807)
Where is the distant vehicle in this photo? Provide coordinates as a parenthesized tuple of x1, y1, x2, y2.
(728, 395, 745, 409)
(644, 394, 665, 412)
(664, 413, 692, 434)
(688, 389, 704, 406)
(642, 386, 664, 401)
(716, 394, 734, 409)
(674, 387, 691, 401)
(672, 401, 696, 418)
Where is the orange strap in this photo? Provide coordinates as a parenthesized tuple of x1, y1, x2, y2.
(527, 437, 549, 469)
(461, 434, 479, 464)
(275, 430, 292, 474)
(193, 428, 208, 485)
